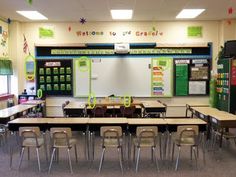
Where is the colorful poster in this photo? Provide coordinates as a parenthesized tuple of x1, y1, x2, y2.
(231, 59, 236, 86)
(151, 58, 173, 97)
(175, 64, 188, 96)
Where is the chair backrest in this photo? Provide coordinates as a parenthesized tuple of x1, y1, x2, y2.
(136, 126, 158, 137)
(19, 127, 41, 138)
(0, 124, 7, 134)
(100, 126, 122, 137)
(65, 100, 70, 105)
(176, 125, 199, 141)
(100, 126, 122, 147)
(50, 127, 72, 147)
(19, 127, 41, 147)
(120, 105, 136, 118)
(92, 106, 107, 117)
(136, 126, 158, 146)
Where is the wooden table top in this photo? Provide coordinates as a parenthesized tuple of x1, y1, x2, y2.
(0, 105, 36, 118)
(88, 118, 128, 124)
(21, 100, 45, 105)
(142, 101, 165, 108)
(47, 118, 89, 124)
(8, 118, 51, 124)
(186, 102, 210, 107)
(165, 118, 207, 125)
(127, 118, 166, 125)
(191, 107, 220, 115)
(64, 102, 86, 109)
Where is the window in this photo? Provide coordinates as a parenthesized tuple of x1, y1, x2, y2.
(0, 75, 9, 94)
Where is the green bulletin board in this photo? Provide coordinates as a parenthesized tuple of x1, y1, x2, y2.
(175, 64, 188, 95)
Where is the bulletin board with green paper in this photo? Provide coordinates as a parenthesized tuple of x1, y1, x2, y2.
(36, 59, 73, 96)
(175, 59, 189, 96)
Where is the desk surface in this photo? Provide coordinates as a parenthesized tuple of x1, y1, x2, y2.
(0, 105, 35, 118)
(47, 118, 89, 124)
(186, 102, 209, 107)
(142, 101, 165, 108)
(66, 100, 165, 109)
(64, 102, 86, 109)
(165, 118, 207, 125)
(88, 118, 127, 124)
(8, 118, 50, 124)
(127, 118, 166, 125)
(21, 100, 45, 105)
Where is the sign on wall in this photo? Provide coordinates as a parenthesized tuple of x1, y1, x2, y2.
(151, 57, 173, 97)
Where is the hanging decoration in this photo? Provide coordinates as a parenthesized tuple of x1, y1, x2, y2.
(23, 34, 30, 55)
(68, 26, 71, 32)
(24, 54, 36, 81)
(7, 18, 11, 24)
(26, 0, 33, 5)
(227, 6, 234, 25)
(79, 17, 87, 24)
(37, 89, 43, 99)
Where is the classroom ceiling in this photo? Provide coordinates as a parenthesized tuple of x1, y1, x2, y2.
(0, 0, 236, 22)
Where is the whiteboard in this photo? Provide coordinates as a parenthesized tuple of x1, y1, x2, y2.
(91, 58, 151, 97)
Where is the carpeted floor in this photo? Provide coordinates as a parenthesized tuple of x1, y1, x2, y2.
(1, 132, 236, 177)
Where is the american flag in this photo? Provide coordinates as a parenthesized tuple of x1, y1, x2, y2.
(23, 35, 28, 54)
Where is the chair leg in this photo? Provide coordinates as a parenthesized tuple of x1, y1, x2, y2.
(153, 146, 159, 172)
(36, 148, 41, 172)
(74, 145, 78, 163)
(135, 147, 141, 173)
(175, 146, 181, 171)
(18, 147, 25, 170)
(171, 143, 175, 162)
(67, 148, 73, 174)
(48, 148, 56, 173)
(190, 146, 193, 160)
(99, 147, 105, 173)
(133, 144, 136, 162)
(27, 147, 30, 160)
(151, 147, 154, 162)
(118, 147, 124, 174)
(193, 146, 198, 170)
(159, 134, 162, 160)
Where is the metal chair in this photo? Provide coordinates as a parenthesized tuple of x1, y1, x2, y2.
(171, 125, 199, 171)
(92, 106, 107, 117)
(48, 127, 78, 174)
(0, 124, 8, 146)
(98, 126, 124, 174)
(62, 103, 67, 117)
(133, 126, 159, 172)
(18, 127, 48, 172)
(120, 105, 136, 118)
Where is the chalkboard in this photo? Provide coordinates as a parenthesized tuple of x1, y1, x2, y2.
(74, 57, 152, 97)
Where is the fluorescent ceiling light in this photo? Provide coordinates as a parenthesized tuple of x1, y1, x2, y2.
(111, 10, 133, 20)
(176, 9, 205, 19)
(16, 11, 48, 20)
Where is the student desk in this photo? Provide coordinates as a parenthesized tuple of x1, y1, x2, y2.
(8, 118, 50, 132)
(185, 102, 209, 117)
(0, 104, 36, 124)
(64, 102, 86, 117)
(142, 101, 166, 117)
(191, 107, 236, 147)
(21, 100, 46, 117)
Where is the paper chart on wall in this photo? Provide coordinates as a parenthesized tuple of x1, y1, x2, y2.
(189, 81, 206, 94)
(151, 57, 173, 97)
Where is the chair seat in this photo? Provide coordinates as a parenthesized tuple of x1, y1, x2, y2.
(103, 138, 123, 147)
(175, 137, 196, 146)
(53, 138, 77, 147)
(22, 138, 44, 147)
(133, 138, 155, 147)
